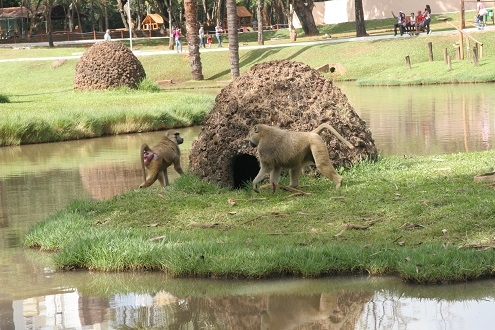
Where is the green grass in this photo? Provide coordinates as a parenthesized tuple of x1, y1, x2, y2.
(24, 151, 495, 283)
(1, 13, 495, 145)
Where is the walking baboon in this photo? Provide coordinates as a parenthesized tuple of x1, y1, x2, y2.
(140, 131, 184, 188)
(249, 123, 354, 193)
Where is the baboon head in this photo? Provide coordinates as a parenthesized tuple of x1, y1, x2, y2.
(249, 125, 261, 147)
(167, 131, 184, 145)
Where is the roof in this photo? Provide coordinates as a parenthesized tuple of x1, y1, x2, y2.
(0, 7, 30, 18)
(236, 6, 252, 18)
(142, 14, 164, 25)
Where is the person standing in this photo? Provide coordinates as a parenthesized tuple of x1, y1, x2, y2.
(104, 29, 111, 41)
(173, 27, 182, 52)
(215, 23, 223, 47)
(207, 35, 213, 48)
(423, 5, 432, 34)
(199, 26, 205, 48)
(476, 0, 487, 30)
(391, 11, 404, 36)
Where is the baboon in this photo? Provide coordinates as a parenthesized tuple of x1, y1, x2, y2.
(140, 131, 184, 188)
(249, 123, 354, 193)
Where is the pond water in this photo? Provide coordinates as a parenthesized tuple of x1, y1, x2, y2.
(2, 83, 495, 329)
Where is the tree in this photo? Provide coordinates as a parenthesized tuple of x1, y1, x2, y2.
(256, 0, 263, 45)
(354, 0, 367, 37)
(45, 0, 54, 47)
(226, 0, 239, 79)
(277, 0, 296, 41)
(184, 0, 203, 80)
(116, 0, 130, 30)
(293, 0, 317, 36)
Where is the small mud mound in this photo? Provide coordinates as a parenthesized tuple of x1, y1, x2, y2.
(189, 60, 378, 189)
(74, 41, 146, 90)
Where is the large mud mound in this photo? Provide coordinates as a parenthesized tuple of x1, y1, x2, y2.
(189, 60, 378, 189)
(74, 41, 146, 90)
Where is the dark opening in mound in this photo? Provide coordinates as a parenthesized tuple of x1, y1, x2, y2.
(232, 154, 260, 189)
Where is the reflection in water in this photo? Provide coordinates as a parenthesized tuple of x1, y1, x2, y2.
(339, 83, 495, 155)
(3, 84, 495, 329)
(6, 275, 495, 329)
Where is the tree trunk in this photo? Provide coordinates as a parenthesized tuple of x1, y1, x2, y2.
(355, 0, 367, 37)
(257, 0, 263, 45)
(288, 0, 296, 41)
(212, 0, 225, 29)
(45, 0, 54, 47)
(226, 0, 239, 79)
(138, 0, 143, 30)
(184, 0, 203, 80)
(168, 0, 174, 50)
(201, 0, 211, 24)
(116, 0, 129, 30)
(293, 0, 318, 36)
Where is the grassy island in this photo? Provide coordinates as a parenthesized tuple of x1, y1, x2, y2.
(24, 151, 495, 284)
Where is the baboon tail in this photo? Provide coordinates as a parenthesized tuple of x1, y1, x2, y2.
(312, 123, 354, 149)
(140, 144, 148, 181)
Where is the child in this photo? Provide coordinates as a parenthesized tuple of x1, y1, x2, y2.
(207, 35, 212, 48)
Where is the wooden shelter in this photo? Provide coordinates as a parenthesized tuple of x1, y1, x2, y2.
(0, 7, 30, 38)
(141, 14, 164, 30)
(223, 6, 253, 30)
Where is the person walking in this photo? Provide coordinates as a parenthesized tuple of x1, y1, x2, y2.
(215, 23, 223, 47)
(173, 27, 182, 52)
(199, 26, 205, 48)
(423, 5, 432, 34)
(476, 0, 487, 30)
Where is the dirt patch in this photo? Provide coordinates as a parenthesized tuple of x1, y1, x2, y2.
(189, 60, 378, 189)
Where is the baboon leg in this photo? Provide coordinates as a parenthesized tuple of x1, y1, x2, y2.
(164, 169, 170, 186)
(140, 170, 160, 188)
(318, 163, 342, 188)
(311, 144, 343, 188)
(253, 165, 272, 192)
(312, 123, 354, 150)
(289, 167, 303, 188)
(173, 159, 184, 176)
(157, 170, 167, 187)
(270, 167, 282, 193)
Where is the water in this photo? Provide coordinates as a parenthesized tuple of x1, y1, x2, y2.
(2, 83, 495, 329)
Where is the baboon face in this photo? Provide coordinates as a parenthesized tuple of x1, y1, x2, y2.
(249, 125, 260, 147)
(172, 132, 184, 145)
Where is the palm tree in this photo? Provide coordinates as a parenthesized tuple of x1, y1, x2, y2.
(184, 0, 203, 80)
(226, 0, 239, 78)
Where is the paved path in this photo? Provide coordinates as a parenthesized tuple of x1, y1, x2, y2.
(0, 26, 490, 63)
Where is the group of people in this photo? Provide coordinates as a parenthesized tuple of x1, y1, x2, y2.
(172, 23, 223, 52)
(393, 5, 432, 36)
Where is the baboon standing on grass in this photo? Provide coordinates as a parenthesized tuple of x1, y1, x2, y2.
(140, 131, 184, 188)
(249, 123, 354, 193)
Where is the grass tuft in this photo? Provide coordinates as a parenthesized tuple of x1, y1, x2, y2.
(0, 94, 9, 103)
